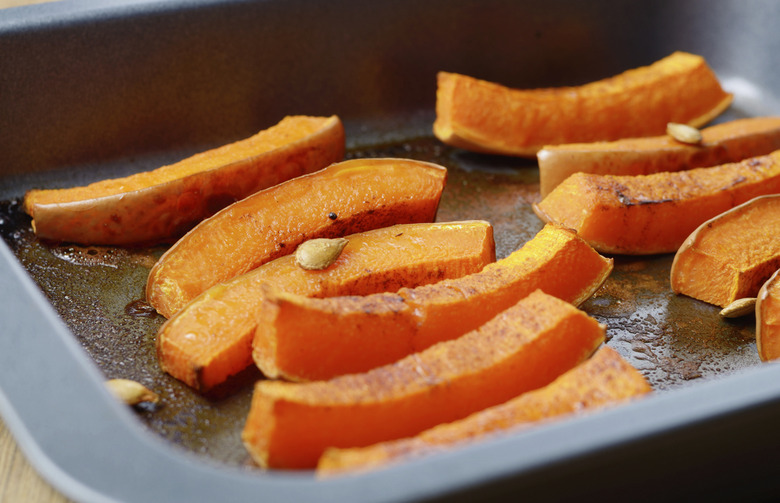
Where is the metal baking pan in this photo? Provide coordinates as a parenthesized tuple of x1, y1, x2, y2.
(3, 0, 780, 501)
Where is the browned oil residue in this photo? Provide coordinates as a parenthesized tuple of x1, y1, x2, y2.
(125, 299, 158, 318)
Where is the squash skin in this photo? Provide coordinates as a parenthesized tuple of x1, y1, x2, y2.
(671, 195, 780, 308)
(434, 52, 732, 157)
(757, 269, 780, 362)
(24, 115, 345, 246)
(534, 151, 780, 255)
(538, 117, 780, 197)
(146, 158, 448, 318)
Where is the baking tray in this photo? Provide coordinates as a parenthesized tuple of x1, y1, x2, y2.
(3, 0, 780, 501)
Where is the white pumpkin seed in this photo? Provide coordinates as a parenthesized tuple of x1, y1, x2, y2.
(719, 297, 756, 318)
(295, 238, 348, 270)
(106, 378, 159, 405)
(667, 122, 702, 145)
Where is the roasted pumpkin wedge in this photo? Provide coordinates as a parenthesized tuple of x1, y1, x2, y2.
(534, 151, 780, 255)
(757, 269, 780, 361)
(24, 115, 345, 246)
(671, 195, 780, 308)
(317, 346, 651, 475)
(157, 221, 496, 391)
(146, 158, 448, 318)
(242, 289, 606, 469)
(252, 223, 612, 381)
(434, 52, 732, 157)
(538, 117, 780, 197)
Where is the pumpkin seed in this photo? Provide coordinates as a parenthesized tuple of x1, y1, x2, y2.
(295, 237, 348, 270)
(106, 378, 159, 405)
(719, 297, 756, 318)
(667, 122, 702, 145)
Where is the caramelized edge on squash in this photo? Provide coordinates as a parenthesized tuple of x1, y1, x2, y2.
(538, 117, 780, 197)
(146, 158, 448, 318)
(534, 150, 780, 255)
(157, 221, 496, 391)
(317, 346, 651, 475)
(242, 290, 606, 469)
(252, 223, 612, 381)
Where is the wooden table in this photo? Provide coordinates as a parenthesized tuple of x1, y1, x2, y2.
(0, 2, 71, 501)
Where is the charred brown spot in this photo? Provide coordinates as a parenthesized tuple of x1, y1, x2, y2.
(615, 190, 674, 206)
(721, 176, 747, 190)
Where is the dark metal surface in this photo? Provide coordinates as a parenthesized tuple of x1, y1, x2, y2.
(1, 0, 780, 502)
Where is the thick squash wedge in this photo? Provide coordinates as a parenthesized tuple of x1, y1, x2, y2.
(252, 224, 612, 381)
(157, 221, 495, 391)
(242, 290, 605, 469)
(671, 195, 780, 308)
(539, 117, 780, 197)
(434, 52, 732, 157)
(757, 269, 780, 361)
(534, 151, 780, 255)
(24, 115, 345, 246)
(317, 346, 651, 475)
(146, 158, 448, 318)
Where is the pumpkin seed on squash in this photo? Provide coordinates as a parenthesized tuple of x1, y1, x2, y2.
(434, 51, 731, 157)
(538, 117, 780, 197)
(295, 238, 349, 270)
(667, 122, 703, 144)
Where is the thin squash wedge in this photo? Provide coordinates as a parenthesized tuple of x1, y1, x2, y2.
(157, 221, 496, 392)
(317, 346, 651, 475)
(434, 52, 732, 157)
(538, 117, 780, 197)
(534, 151, 780, 255)
(242, 289, 606, 469)
(671, 195, 780, 308)
(23, 115, 345, 246)
(146, 158, 448, 318)
(252, 223, 612, 381)
(757, 268, 780, 361)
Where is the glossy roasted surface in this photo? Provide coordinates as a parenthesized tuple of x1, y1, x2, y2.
(1, 1, 777, 501)
(0, 133, 760, 469)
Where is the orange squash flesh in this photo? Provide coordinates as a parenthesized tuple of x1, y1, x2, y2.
(157, 221, 496, 391)
(538, 117, 780, 197)
(316, 346, 651, 475)
(241, 290, 606, 469)
(146, 158, 448, 318)
(534, 150, 780, 255)
(671, 195, 780, 308)
(252, 224, 613, 381)
(23, 115, 345, 246)
(757, 269, 780, 361)
(434, 52, 732, 157)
